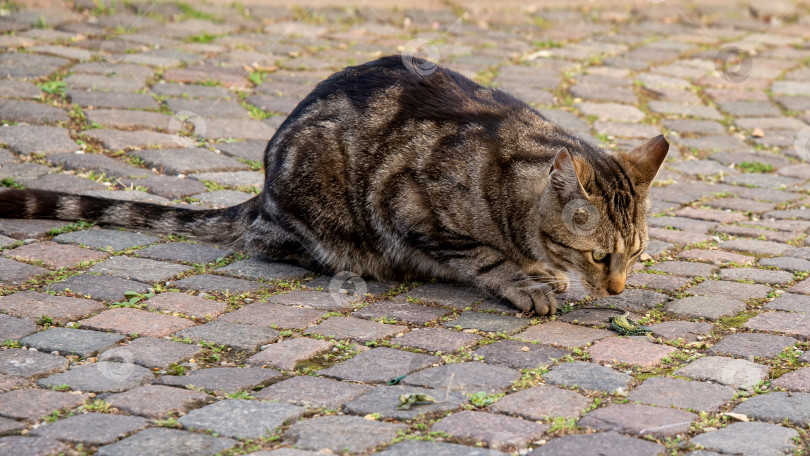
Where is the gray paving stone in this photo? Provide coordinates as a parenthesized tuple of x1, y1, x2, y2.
(179, 399, 305, 439)
(578, 403, 696, 437)
(189, 170, 264, 188)
(516, 321, 614, 348)
(760, 256, 810, 273)
(38, 360, 154, 392)
(432, 410, 548, 451)
(391, 328, 482, 353)
(269, 289, 359, 311)
(719, 239, 795, 256)
(624, 273, 692, 292)
(344, 384, 466, 420)
(473, 340, 569, 370)
(255, 375, 372, 409)
(674, 356, 769, 390)
(159, 367, 282, 394)
(690, 421, 798, 456)
(400, 283, 488, 309)
(401, 361, 520, 394)
(285, 415, 405, 454)
(68, 91, 159, 110)
(647, 261, 718, 277)
(130, 148, 249, 175)
(118, 175, 207, 200)
(30, 413, 149, 445)
(21, 328, 124, 357)
(529, 431, 666, 456)
(765, 293, 810, 312)
(708, 333, 798, 360)
(718, 268, 794, 285)
(305, 316, 406, 343)
(151, 83, 231, 99)
(354, 300, 450, 325)
(646, 320, 714, 342)
(217, 140, 266, 162)
(0, 436, 69, 456)
(20, 173, 105, 193)
(80, 190, 171, 205)
(48, 152, 151, 179)
(0, 388, 88, 421)
(174, 321, 279, 352)
(88, 256, 193, 283)
(105, 384, 210, 419)
(53, 229, 158, 252)
(665, 296, 746, 320)
(443, 311, 530, 334)
(0, 314, 36, 342)
(0, 99, 68, 124)
(0, 257, 48, 286)
(0, 292, 99, 325)
(593, 289, 670, 312)
(687, 280, 772, 301)
(0, 125, 76, 155)
(627, 377, 735, 412)
(575, 102, 645, 122)
(0, 163, 50, 180)
(82, 129, 178, 151)
(216, 258, 311, 282)
(0, 53, 70, 79)
(47, 274, 150, 302)
(375, 440, 498, 456)
(246, 337, 332, 370)
(648, 217, 718, 234)
(668, 160, 730, 176)
(100, 337, 201, 369)
(0, 81, 40, 99)
(95, 428, 236, 456)
(0, 349, 68, 378)
(744, 311, 810, 338)
(320, 347, 438, 384)
(84, 109, 174, 131)
(542, 361, 632, 393)
(135, 242, 231, 264)
(170, 273, 263, 294)
(488, 384, 591, 420)
(192, 190, 253, 208)
(0, 416, 25, 436)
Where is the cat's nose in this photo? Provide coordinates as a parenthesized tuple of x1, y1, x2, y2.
(607, 277, 625, 295)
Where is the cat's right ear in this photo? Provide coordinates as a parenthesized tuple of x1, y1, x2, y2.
(550, 148, 591, 200)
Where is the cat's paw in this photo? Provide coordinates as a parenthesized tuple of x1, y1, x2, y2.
(503, 283, 558, 316)
(551, 270, 569, 292)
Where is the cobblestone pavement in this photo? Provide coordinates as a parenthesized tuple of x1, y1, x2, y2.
(1, 0, 810, 455)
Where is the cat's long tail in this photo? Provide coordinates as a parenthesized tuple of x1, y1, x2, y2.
(0, 188, 258, 247)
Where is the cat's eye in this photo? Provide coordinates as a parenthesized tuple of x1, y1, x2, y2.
(592, 251, 607, 262)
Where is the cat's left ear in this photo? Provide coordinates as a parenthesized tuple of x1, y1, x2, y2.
(619, 135, 669, 189)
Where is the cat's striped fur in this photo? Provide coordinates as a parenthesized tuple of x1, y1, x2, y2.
(0, 56, 668, 314)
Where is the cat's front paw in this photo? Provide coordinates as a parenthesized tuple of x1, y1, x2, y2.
(502, 283, 557, 316)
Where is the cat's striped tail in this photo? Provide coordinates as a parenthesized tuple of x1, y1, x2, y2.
(0, 188, 257, 247)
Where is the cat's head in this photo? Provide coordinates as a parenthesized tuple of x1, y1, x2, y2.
(537, 135, 669, 297)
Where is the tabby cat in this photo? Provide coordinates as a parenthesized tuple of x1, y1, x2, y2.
(0, 56, 668, 315)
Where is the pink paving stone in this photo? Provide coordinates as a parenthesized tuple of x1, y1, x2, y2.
(79, 307, 195, 337)
(744, 312, 810, 339)
(218, 302, 325, 330)
(673, 207, 747, 224)
(587, 337, 678, 367)
(515, 321, 614, 348)
(771, 367, 810, 392)
(677, 249, 755, 265)
(246, 337, 332, 370)
(0, 291, 105, 324)
(2, 241, 109, 269)
(144, 292, 227, 320)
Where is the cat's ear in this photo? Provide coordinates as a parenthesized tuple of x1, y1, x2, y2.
(619, 135, 669, 189)
(550, 148, 591, 199)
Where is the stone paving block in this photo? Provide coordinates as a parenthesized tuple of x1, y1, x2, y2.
(81, 307, 195, 338)
(3, 240, 108, 269)
(665, 296, 746, 320)
(648, 217, 717, 234)
(647, 321, 714, 342)
(216, 140, 266, 162)
(647, 261, 718, 277)
(587, 337, 677, 367)
(578, 403, 696, 437)
(432, 410, 547, 451)
(130, 148, 249, 175)
(647, 227, 713, 246)
(30, 413, 149, 445)
(575, 102, 645, 122)
(0, 436, 69, 456)
(246, 337, 332, 370)
(216, 258, 312, 282)
(119, 175, 207, 200)
(708, 332, 798, 360)
(192, 189, 253, 208)
(760, 256, 810, 273)
(719, 239, 795, 256)
(530, 431, 665, 456)
(0, 80, 40, 99)
(354, 300, 450, 325)
(0, 314, 36, 342)
(625, 273, 693, 292)
(686, 280, 772, 301)
(37, 361, 154, 393)
(169, 274, 263, 294)
(0, 234, 15, 248)
(0, 349, 68, 378)
(0, 257, 48, 286)
(392, 328, 482, 353)
(515, 321, 614, 348)
(21, 327, 124, 357)
(0, 416, 25, 436)
(20, 173, 105, 193)
(164, 98, 250, 119)
(179, 399, 305, 439)
(88, 256, 193, 283)
(674, 356, 769, 390)
(268, 289, 355, 311)
(47, 274, 150, 303)
(159, 367, 282, 394)
(285, 415, 405, 454)
(100, 337, 201, 369)
(105, 384, 210, 418)
(400, 283, 488, 309)
(489, 384, 591, 420)
(84, 109, 174, 131)
(789, 278, 810, 295)
(306, 316, 406, 343)
(144, 292, 227, 319)
(627, 377, 735, 412)
(718, 268, 794, 285)
(49, 152, 151, 180)
(375, 440, 498, 456)
(68, 91, 159, 110)
(593, 289, 670, 312)
(135, 242, 232, 264)
(220, 302, 325, 330)
(0, 388, 87, 421)
(345, 384, 467, 420)
(82, 129, 179, 150)
(401, 361, 520, 394)
(765, 293, 810, 312)
(0, 125, 77, 155)
(0, 99, 67, 125)
(690, 422, 797, 456)
(255, 375, 372, 409)
(444, 311, 530, 334)
(744, 311, 810, 338)
(174, 321, 279, 352)
(542, 361, 632, 393)
(189, 170, 264, 188)
(473, 340, 569, 370)
(320, 347, 438, 384)
(95, 428, 236, 456)
(0, 374, 24, 393)
(53, 229, 158, 252)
